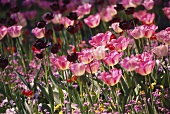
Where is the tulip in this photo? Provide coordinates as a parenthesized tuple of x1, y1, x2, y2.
(92, 46, 106, 60)
(89, 31, 112, 47)
(130, 27, 144, 39)
(142, 0, 154, 10)
(120, 56, 139, 71)
(78, 49, 93, 64)
(84, 13, 101, 28)
(70, 63, 85, 76)
(100, 5, 117, 22)
(7, 25, 22, 38)
(99, 68, 122, 86)
(32, 27, 45, 39)
(52, 56, 70, 70)
(109, 36, 130, 52)
(152, 45, 168, 58)
(60, 17, 74, 28)
(111, 22, 123, 33)
(103, 50, 123, 66)
(75, 3, 92, 19)
(0, 26, 7, 40)
(135, 60, 155, 76)
(85, 60, 100, 74)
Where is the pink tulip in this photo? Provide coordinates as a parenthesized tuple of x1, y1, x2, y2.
(142, 0, 154, 10)
(141, 13, 155, 25)
(135, 60, 155, 76)
(52, 13, 62, 24)
(84, 13, 101, 28)
(89, 31, 112, 47)
(111, 22, 123, 33)
(99, 5, 117, 22)
(0, 26, 7, 40)
(75, 3, 92, 19)
(78, 49, 93, 64)
(85, 60, 100, 74)
(52, 56, 70, 70)
(7, 26, 22, 38)
(120, 56, 139, 71)
(152, 45, 168, 58)
(92, 46, 106, 60)
(163, 7, 170, 20)
(135, 52, 153, 62)
(99, 68, 122, 86)
(32, 27, 45, 39)
(130, 27, 144, 39)
(60, 17, 74, 28)
(121, 0, 142, 8)
(156, 28, 170, 45)
(108, 36, 130, 52)
(103, 50, 123, 66)
(70, 63, 85, 76)
(133, 10, 147, 20)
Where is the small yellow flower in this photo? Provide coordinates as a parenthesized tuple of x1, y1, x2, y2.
(137, 101, 141, 106)
(159, 92, 162, 95)
(59, 111, 63, 114)
(149, 82, 156, 89)
(54, 104, 63, 111)
(160, 85, 163, 89)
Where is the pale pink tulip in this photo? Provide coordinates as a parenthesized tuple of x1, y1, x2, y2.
(89, 31, 112, 47)
(152, 45, 168, 58)
(120, 56, 139, 71)
(111, 22, 123, 33)
(99, 68, 122, 86)
(78, 49, 93, 64)
(142, 0, 154, 10)
(141, 13, 155, 25)
(84, 13, 101, 28)
(85, 60, 100, 74)
(130, 27, 144, 39)
(70, 63, 85, 76)
(103, 50, 123, 66)
(93, 46, 106, 60)
(100, 5, 117, 22)
(135, 60, 155, 76)
(75, 3, 92, 19)
(52, 13, 62, 24)
(0, 26, 7, 40)
(60, 17, 74, 28)
(121, 0, 142, 8)
(7, 26, 22, 38)
(52, 56, 70, 70)
(32, 27, 45, 39)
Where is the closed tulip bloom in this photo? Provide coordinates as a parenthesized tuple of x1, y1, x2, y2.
(89, 31, 112, 47)
(7, 26, 22, 38)
(120, 56, 139, 71)
(75, 3, 92, 19)
(84, 13, 101, 28)
(52, 56, 70, 70)
(85, 60, 100, 74)
(109, 36, 130, 52)
(32, 27, 45, 39)
(100, 5, 117, 22)
(70, 63, 85, 76)
(0, 26, 7, 40)
(130, 27, 144, 39)
(152, 45, 168, 58)
(99, 68, 122, 86)
(103, 50, 123, 66)
(93, 46, 106, 60)
(135, 60, 155, 76)
(142, 0, 154, 10)
(60, 17, 74, 28)
(78, 49, 93, 64)
(111, 22, 123, 33)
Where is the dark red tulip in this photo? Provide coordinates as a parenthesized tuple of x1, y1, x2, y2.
(67, 12, 78, 20)
(36, 20, 46, 28)
(0, 58, 8, 69)
(67, 53, 78, 62)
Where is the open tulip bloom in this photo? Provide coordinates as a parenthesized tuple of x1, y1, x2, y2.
(0, 0, 170, 114)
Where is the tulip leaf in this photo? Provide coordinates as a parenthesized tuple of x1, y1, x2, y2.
(14, 71, 31, 90)
(48, 84, 54, 114)
(38, 84, 50, 101)
(58, 85, 64, 103)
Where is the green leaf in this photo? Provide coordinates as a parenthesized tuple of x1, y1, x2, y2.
(0, 107, 7, 113)
(58, 86, 64, 103)
(48, 84, 54, 114)
(14, 71, 31, 90)
(33, 68, 41, 92)
(37, 84, 50, 101)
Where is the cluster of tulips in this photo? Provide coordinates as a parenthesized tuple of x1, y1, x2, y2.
(0, 0, 170, 114)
